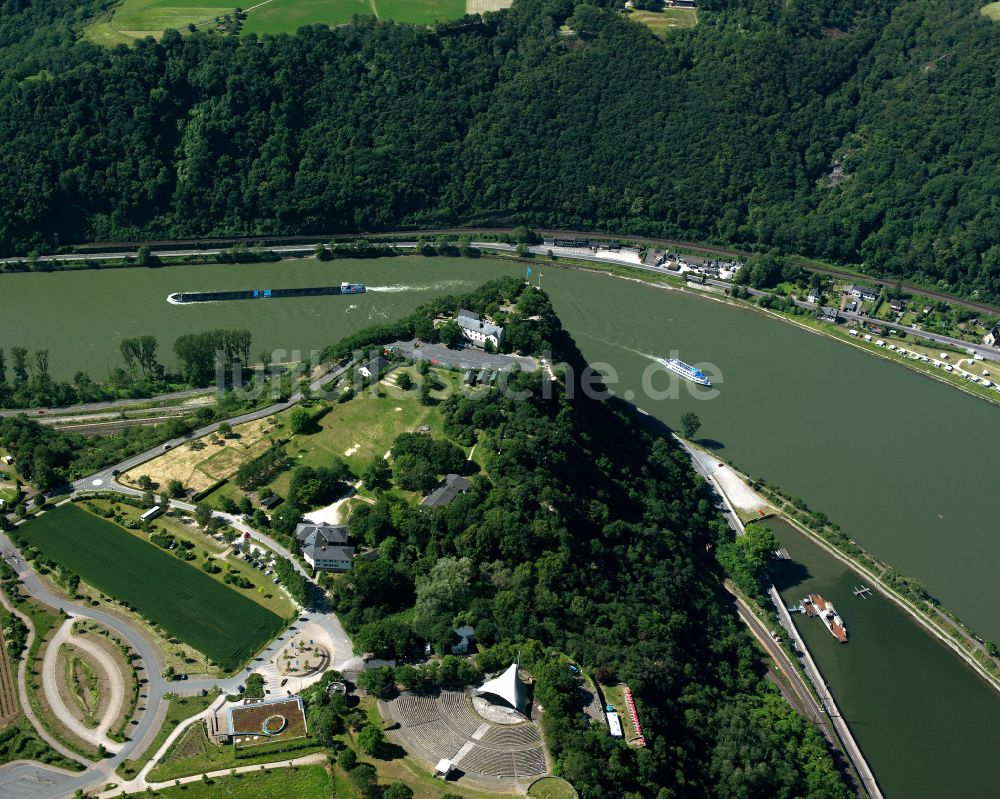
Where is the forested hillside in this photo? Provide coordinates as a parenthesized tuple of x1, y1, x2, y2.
(328, 277, 852, 798)
(2, 0, 1000, 300)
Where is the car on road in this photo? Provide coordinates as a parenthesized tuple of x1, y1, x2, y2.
(162, 443, 172, 450)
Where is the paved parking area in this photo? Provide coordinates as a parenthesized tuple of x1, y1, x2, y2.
(0, 764, 75, 799)
(389, 340, 537, 372)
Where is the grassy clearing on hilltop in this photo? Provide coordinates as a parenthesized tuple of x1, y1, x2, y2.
(625, 7, 697, 36)
(87, 0, 469, 45)
(14, 504, 284, 671)
(199, 365, 465, 508)
(241, 0, 371, 36)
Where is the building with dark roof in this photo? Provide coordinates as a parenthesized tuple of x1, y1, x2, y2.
(457, 309, 504, 349)
(295, 522, 354, 571)
(259, 493, 282, 510)
(452, 624, 475, 655)
(420, 474, 472, 508)
(846, 284, 879, 302)
(359, 355, 388, 381)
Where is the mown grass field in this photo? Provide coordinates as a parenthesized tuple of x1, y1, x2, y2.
(15, 504, 284, 671)
(376, 0, 465, 24)
(86, 0, 234, 45)
(241, 0, 371, 36)
(119, 690, 219, 778)
(982, 1, 1000, 21)
(627, 7, 697, 36)
(88, 0, 470, 45)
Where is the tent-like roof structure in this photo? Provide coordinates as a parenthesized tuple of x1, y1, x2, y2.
(475, 663, 528, 715)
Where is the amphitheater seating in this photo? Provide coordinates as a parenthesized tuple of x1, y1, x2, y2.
(437, 691, 483, 736)
(409, 720, 468, 759)
(394, 694, 441, 728)
(387, 688, 548, 783)
(514, 746, 548, 777)
(457, 746, 517, 778)
(477, 723, 541, 748)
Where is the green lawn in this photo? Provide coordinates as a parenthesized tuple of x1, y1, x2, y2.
(982, 1, 1000, 20)
(266, 377, 444, 497)
(154, 764, 332, 798)
(241, 0, 371, 36)
(627, 7, 697, 36)
(85, 0, 235, 45)
(15, 504, 284, 672)
(528, 776, 578, 799)
(375, 0, 465, 24)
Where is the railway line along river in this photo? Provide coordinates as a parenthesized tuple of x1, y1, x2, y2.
(5, 255, 1000, 795)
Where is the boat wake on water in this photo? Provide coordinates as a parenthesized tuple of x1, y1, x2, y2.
(562, 332, 714, 387)
(576, 331, 659, 360)
(366, 279, 469, 293)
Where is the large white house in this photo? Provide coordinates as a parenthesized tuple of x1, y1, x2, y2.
(457, 309, 504, 349)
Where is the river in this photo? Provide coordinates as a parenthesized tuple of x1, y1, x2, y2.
(0, 256, 522, 380)
(5, 256, 1000, 795)
(769, 517, 998, 799)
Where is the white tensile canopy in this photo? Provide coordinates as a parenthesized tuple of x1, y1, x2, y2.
(475, 663, 528, 714)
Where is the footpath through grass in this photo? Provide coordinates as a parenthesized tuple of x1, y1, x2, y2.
(119, 690, 219, 779)
(14, 504, 284, 671)
(149, 719, 321, 781)
(154, 763, 332, 798)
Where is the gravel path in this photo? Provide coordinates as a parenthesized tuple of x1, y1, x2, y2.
(42, 619, 126, 751)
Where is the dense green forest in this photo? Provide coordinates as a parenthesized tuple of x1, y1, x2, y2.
(324, 277, 851, 797)
(1, 0, 1000, 300)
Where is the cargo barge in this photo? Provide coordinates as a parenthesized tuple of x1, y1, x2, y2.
(168, 282, 365, 304)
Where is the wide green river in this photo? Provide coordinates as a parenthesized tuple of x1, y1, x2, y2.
(5, 256, 1000, 795)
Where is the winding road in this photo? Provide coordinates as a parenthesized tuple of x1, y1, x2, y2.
(0, 361, 363, 797)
